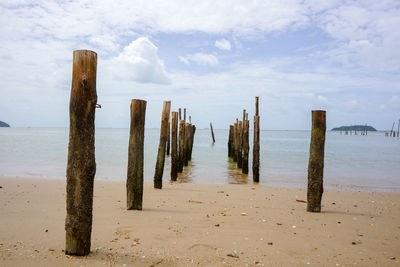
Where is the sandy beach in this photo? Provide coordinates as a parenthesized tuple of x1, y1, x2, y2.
(0, 177, 399, 266)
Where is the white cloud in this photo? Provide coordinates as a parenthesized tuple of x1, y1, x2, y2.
(179, 53, 218, 66)
(109, 37, 170, 84)
(215, 39, 231, 51)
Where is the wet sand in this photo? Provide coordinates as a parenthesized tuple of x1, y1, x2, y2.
(0, 177, 399, 266)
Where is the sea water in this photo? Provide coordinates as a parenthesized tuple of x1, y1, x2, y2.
(0, 128, 399, 192)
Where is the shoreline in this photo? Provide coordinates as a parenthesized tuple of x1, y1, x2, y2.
(1, 177, 399, 266)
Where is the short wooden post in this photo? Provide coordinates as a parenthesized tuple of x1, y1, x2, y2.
(178, 120, 185, 172)
(127, 99, 147, 210)
(154, 101, 171, 189)
(242, 119, 249, 174)
(170, 112, 178, 181)
(228, 125, 233, 158)
(65, 50, 97, 256)
(253, 96, 260, 182)
(237, 121, 243, 168)
(210, 122, 216, 143)
(166, 121, 170, 156)
(307, 110, 326, 212)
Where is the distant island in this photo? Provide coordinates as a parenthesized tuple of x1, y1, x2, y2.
(331, 125, 376, 131)
(0, 121, 10, 127)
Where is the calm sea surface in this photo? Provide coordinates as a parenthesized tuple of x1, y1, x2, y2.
(0, 128, 399, 192)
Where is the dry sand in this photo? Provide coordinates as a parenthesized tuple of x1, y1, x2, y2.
(0, 177, 399, 266)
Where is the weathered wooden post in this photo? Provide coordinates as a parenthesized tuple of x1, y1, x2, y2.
(179, 108, 182, 120)
(65, 50, 97, 256)
(189, 125, 196, 160)
(242, 119, 249, 174)
(183, 123, 191, 166)
(210, 122, 216, 143)
(166, 121, 170, 156)
(178, 120, 185, 172)
(127, 99, 147, 210)
(170, 112, 178, 181)
(154, 101, 171, 189)
(397, 120, 400, 137)
(253, 96, 260, 182)
(228, 125, 233, 157)
(237, 121, 243, 168)
(233, 122, 238, 162)
(307, 110, 326, 213)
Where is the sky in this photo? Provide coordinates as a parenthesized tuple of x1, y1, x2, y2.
(0, 0, 399, 130)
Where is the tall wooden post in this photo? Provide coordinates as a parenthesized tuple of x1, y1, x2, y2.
(178, 120, 185, 172)
(228, 125, 233, 158)
(307, 110, 326, 213)
(166, 121, 170, 156)
(237, 121, 243, 168)
(65, 50, 97, 256)
(397, 120, 400, 137)
(242, 120, 249, 174)
(183, 123, 191, 166)
(210, 122, 216, 143)
(189, 125, 196, 160)
(184, 108, 186, 121)
(253, 96, 260, 182)
(179, 108, 182, 120)
(127, 99, 147, 210)
(154, 101, 171, 189)
(170, 112, 178, 181)
(233, 123, 238, 162)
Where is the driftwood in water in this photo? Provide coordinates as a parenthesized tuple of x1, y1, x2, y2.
(307, 110, 326, 212)
(127, 99, 147, 210)
(253, 96, 260, 182)
(178, 120, 185, 172)
(210, 122, 215, 143)
(242, 119, 249, 174)
(154, 101, 171, 189)
(166, 121, 170, 156)
(170, 112, 178, 181)
(65, 50, 98, 256)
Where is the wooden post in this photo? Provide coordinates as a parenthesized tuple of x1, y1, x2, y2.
(154, 101, 171, 189)
(237, 121, 243, 168)
(178, 120, 185, 172)
(166, 121, 170, 156)
(65, 50, 97, 256)
(253, 96, 260, 182)
(126, 99, 147, 211)
(307, 110, 326, 212)
(242, 120, 249, 174)
(189, 125, 196, 161)
(397, 120, 400, 137)
(179, 108, 182, 120)
(183, 123, 191, 166)
(228, 125, 233, 158)
(184, 108, 186, 121)
(233, 123, 238, 162)
(210, 122, 216, 143)
(170, 112, 178, 181)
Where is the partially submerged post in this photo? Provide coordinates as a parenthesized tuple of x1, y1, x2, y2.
(178, 120, 185, 172)
(307, 110, 326, 213)
(189, 125, 196, 161)
(183, 123, 191, 166)
(242, 119, 250, 174)
(233, 123, 238, 162)
(127, 99, 147, 210)
(397, 120, 400, 137)
(166, 121, 170, 156)
(154, 101, 171, 189)
(228, 125, 234, 158)
(237, 121, 243, 168)
(65, 50, 98, 256)
(170, 112, 179, 181)
(210, 122, 216, 143)
(253, 96, 260, 182)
